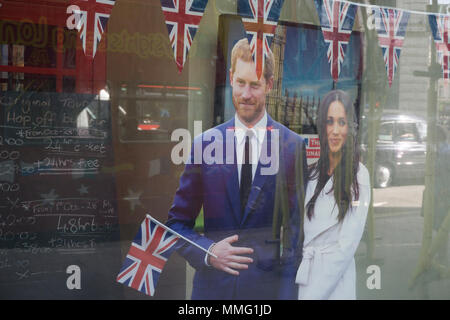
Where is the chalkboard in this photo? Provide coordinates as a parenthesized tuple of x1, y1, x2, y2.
(0, 92, 124, 299)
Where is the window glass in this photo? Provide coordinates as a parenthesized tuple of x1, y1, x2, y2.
(417, 121, 427, 141)
(378, 122, 394, 142)
(395, 122, 418, 141)
(0, 0, 448, 302)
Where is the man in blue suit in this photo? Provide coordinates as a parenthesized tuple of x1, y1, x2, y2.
(167, 38, 307, 300)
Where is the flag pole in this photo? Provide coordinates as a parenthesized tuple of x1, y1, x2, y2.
(147, 214, 218, 259)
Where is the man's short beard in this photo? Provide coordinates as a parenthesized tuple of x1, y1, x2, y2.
(233, 98, 264, 124)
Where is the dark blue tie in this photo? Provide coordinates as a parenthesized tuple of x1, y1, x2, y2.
(240, 132, 253, 217)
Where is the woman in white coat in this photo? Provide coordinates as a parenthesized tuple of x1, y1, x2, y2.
(296, 90, 371, 300)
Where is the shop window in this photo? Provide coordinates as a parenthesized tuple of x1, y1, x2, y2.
(117, 84, 204, 142)
(0, 19, 78, 92)
(62, 76, 76, 93)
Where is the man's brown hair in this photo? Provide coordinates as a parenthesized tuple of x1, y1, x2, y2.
(230, 38, 274, 81)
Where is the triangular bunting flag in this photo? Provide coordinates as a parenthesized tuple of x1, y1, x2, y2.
(314, 0, 357, 83)
(160, 0, 209, 73)
(72, 0, 116, 58)
(237, 0, 285, 80)
(429, 14, 450, 80)
(373, 7, 410, 87)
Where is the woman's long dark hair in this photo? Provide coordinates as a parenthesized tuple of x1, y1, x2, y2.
(306, 90, 360, 222)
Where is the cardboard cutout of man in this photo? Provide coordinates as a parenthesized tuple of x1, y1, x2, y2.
(167, 38, 307, 299)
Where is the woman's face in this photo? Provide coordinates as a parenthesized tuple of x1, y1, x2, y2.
(326, 100, 348, 154)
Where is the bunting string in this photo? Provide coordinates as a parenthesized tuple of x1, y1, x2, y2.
(335, 0, 450, 17)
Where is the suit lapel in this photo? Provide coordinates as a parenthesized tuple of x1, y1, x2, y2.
(223, 161, 241, 225)
(240, 116, 275, 226)
(220, 119, 241, 225)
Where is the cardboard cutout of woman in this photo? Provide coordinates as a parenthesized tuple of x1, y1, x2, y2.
(295, 90, 371, 300)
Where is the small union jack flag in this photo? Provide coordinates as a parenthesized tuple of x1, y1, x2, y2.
(238, 0, 285, 79)
(373, 8, 410, 87)
(314, 0, 357, 82)
(72, 0, 116, 58)
(160, 0, 208, 73)
(429, 14, 450, 80)
(116, 215, 179, 296)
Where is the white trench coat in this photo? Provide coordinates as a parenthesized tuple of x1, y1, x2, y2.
(296, 163, 371, 300)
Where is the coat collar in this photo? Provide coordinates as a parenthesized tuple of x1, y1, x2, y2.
(303, 176, 340, 246)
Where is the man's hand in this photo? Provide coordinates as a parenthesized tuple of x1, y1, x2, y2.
(208, 235, 254, 276)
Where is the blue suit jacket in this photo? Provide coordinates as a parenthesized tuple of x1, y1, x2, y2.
(166, 115, 307, 300)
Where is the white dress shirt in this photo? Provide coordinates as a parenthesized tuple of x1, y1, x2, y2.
(234, 111, 268, 186)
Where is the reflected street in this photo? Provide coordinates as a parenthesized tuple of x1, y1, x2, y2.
(356, 183, 449, 299)
(373, 184, 424, 211)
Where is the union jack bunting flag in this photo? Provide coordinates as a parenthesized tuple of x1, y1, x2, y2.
(429, 14, 450, 80)
(238, 0, 285, 79)
(160, 0, 209, 73)
(314, 0, 357, 82)
(373, 8, 410, 87)
(116, 215, 180, 296)
(72, 0, 116, 58)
